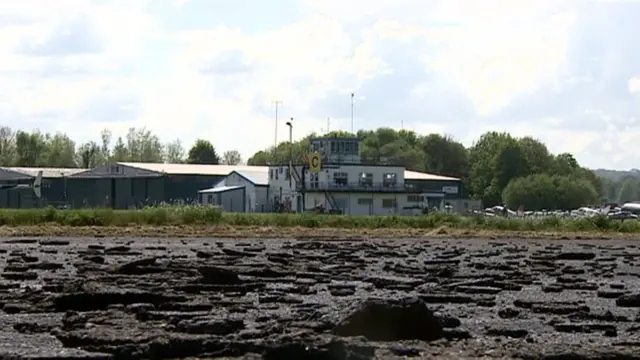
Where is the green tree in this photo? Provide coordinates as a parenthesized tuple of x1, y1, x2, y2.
(125, 127, 164, 162)
(15, 130, 47, 166)
(77, 141, 100, 168)
(420, 134, 468, 178)
(247, 150, 271, 166)
(0, 126, 15, 166)
(467, 132, 515, 206)
(518, 136, 553, 175)
(164, 139, 185, 163)
(222, 150, 243, 165)
(503, 174, 599, 210)
(187, 139, 220, 164)
(43, 133, 77, 167)
(111, 137, 128, 162)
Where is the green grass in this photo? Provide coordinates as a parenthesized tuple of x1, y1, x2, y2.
(0, 205, 637, 233)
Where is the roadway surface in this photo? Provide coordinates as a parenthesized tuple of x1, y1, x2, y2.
(1, 236, 640, 359)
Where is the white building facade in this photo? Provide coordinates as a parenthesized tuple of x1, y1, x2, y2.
(200, 170, 270, 212)
(268, 136, 444, 215)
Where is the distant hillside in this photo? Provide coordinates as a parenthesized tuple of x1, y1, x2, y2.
(594, 168, 640, 182)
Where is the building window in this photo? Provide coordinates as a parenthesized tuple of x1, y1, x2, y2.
(358, 198, 373, 205)
(207, 194, 213, 203)
(285, 168, 290, 180)
(383, 173, 397, 187)
(382, 199, 397, 208)
(270, 169, 274, 180)
(407, 195, 425, 202)
(346, 142, 358, 155)
(359, 172, 373, 187)
(279, 167, 283, 173)
(310, 173, 319, 189)
(275, 170, 279, 180)
(333, 172, 348, 186)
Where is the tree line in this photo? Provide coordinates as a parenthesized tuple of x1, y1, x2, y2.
(0, 125, 633, 211)
(0, 126, 243, 168)
(247, 129, 613, 210)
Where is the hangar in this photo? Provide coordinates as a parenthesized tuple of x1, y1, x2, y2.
(68, 162, 268, 209)
(0, 167, 85, 208)
(199, 169, 269, 212)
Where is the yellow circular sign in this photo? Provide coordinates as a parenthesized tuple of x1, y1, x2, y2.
(310, 154, 319, 168)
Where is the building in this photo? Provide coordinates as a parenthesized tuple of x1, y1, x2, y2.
(199, 170, 269, 212)
(68, 162, 267, 209)
(267, 136, 466, 215)
(0, 167, 85, 208)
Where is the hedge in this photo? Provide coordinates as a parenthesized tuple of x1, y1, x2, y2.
(0, 205, 637, 233)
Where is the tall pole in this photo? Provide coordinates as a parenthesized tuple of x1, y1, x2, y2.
(286, 118, 293, 188)
(288, 117, 293, 162)
(272, 100, 282, 150)
(350, 93, 354, 134)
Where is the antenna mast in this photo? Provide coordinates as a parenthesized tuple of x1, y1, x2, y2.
(272, 100, 282, 150)
(350, 93, 354, 134)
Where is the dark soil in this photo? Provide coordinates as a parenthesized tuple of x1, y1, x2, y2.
(1, 236, 640, 359)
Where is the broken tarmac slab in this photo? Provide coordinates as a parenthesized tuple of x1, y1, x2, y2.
(0, 237, 639, 359)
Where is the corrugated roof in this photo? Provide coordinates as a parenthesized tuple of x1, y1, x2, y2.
(198, 185, 244, 193)
(118, 162, 269, 176)
(4, 167, 87, 178)
(234, 170, 268, 186)
(404, 170, 460, 181)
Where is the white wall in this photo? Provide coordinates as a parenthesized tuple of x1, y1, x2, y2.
(225, 172, 255, 212)
(254, 186, 269, 212)
(305, 192, 427, 215)
(267, 164, 406, 211)
(305, 165, 405, 188)
(201, 188, 245, 212)
(268, 165, 298, 210)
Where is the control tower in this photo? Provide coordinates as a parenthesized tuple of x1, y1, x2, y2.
(308, 136, 361, 164)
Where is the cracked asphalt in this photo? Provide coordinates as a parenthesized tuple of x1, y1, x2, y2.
(1, 236, 640, 359)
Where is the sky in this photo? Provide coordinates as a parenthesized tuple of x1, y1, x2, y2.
(0, 0, 639, 170)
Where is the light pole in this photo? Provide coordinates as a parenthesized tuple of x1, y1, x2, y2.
(286, 118, 293, 188)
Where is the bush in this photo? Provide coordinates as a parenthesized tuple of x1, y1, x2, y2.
(0, 205, 224, 227)
(0, 205, 637, 233)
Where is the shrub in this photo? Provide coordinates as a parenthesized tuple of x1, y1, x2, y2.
(0, 205, 636, 233)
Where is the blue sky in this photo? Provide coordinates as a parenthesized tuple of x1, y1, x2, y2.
(0, 0, 639, 169)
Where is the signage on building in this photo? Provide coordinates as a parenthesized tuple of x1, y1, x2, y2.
(309, 152, 321, 173)
(442, 186, 458, 194)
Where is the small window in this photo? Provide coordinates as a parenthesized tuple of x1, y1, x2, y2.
(207, 194, 214, 203)
(382, 199, 396, 208)
(383, 173, 397, 187)
(279, 167, 283, 174)
(359, 172, 373, 186)
(333, 172, 348, 186)
(270, 169, 274, 180)
(358, 198, 373, 205)
(275, 170, 279, 180)
(407, 195, 425, 202)
(285, 168, 290, 180)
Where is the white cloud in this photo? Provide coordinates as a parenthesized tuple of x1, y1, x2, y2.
(0, 0, 638, 169)
(628, 76, 640, 93)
